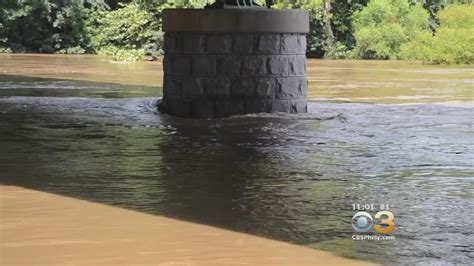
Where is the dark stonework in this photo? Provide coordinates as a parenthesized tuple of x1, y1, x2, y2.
(206, 78, 231, 98)
(192, 56, 216, 76)
(206, 34, 232, 54)
(159, 13, 308, 118)
(281, 34, 299, 54)
(232, 34, 254, 54)
(256, 34, 281, 54)
(217, 56, 242, 76)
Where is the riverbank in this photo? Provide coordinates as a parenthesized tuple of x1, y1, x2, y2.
(0, 185, 374, 265)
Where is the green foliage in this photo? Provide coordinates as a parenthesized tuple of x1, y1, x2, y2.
(87, 3, 161, 57)
(330, 1, 368, 51)
(0, 47, 12, 53)
(57, 46, 87, 54)
(437, 3, 474, 28)
(427, 28, 473, 64)
(415, 0, 472, 31)
(399, 4, 474, 64)
(98, 46, 145, 61)
(353, 0, 431, 59)
(0, 0, 472, 64)
(85, 1, 212, 60)
(398, 30, 432, 60)
(426, 4, 474, 64)
(323, 42, 352, 59)
(0, 0, 107, 53)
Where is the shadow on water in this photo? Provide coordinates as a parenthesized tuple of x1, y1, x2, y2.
(0, 94, 343, 241)
(0, 75, 365, 258)
(1, 74, 473, 265)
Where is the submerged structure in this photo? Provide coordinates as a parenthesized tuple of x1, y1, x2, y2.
(158, 2, 309, 118)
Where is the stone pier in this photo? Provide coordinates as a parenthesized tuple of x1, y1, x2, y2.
(159, 9, 309, 118)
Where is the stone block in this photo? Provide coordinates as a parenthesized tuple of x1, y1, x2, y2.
(270, 100, 291, 113)
(242, 56, 266, 76)
(206, 34, 231, 54)
(245, 99, 270, 113)
(173, 56, 191, 76)
(290, 99, 307, 113)
(299, 78, 308, 98)
(232, 34, 254, 54)
(217, 56, 241, 76)
(267, 56, 289, 76)
(206, 78, 231, 98)
(290, 55, 306, 76)
(163, 75, 182, 99)
(276, 77, 303, 100)
(192, 56, 216, 76)
(183, 34, 205, 54)
(256, 34, 280, 54)
(214, 100, 244, 118)
(281, 34, 298, 54)
(297, 35, 306, 54)
(164, 33, 182, 54)
(182, 78, 203, 100)
(255, 78, 276, 99)
(191, 99, 214, 118)
(231, 78, 256, 97)
(163, 56, 172, 74)
(169, 100, 191, 117)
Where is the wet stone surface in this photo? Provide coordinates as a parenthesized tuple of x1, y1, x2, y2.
(160, 33, 307, 118)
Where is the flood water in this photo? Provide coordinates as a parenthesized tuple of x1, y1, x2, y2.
(0, 54, 473, 265)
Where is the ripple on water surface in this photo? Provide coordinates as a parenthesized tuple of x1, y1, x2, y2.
(1, 57, 473, 265)
(0, 94, 473, 265)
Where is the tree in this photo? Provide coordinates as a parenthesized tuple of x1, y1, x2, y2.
(0, 0, 107, 53)
(425, 4, 474, 64)
(323, 0, 334, 46)
(352, 0, 431, 59)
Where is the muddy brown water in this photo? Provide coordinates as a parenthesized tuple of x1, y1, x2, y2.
(0, 54, 473, 265)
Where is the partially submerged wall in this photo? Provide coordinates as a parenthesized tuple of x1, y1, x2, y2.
(159, 9, 309, 118)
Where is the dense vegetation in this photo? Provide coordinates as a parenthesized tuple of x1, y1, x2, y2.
(0, 0, 472, 63)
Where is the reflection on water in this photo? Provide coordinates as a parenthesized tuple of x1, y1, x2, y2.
(0, 55, 473, 265)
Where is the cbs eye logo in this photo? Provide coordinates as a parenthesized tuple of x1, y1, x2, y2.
(352, 211, 395, 234)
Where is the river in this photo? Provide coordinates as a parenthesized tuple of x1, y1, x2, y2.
(0, 54, 473, 265)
